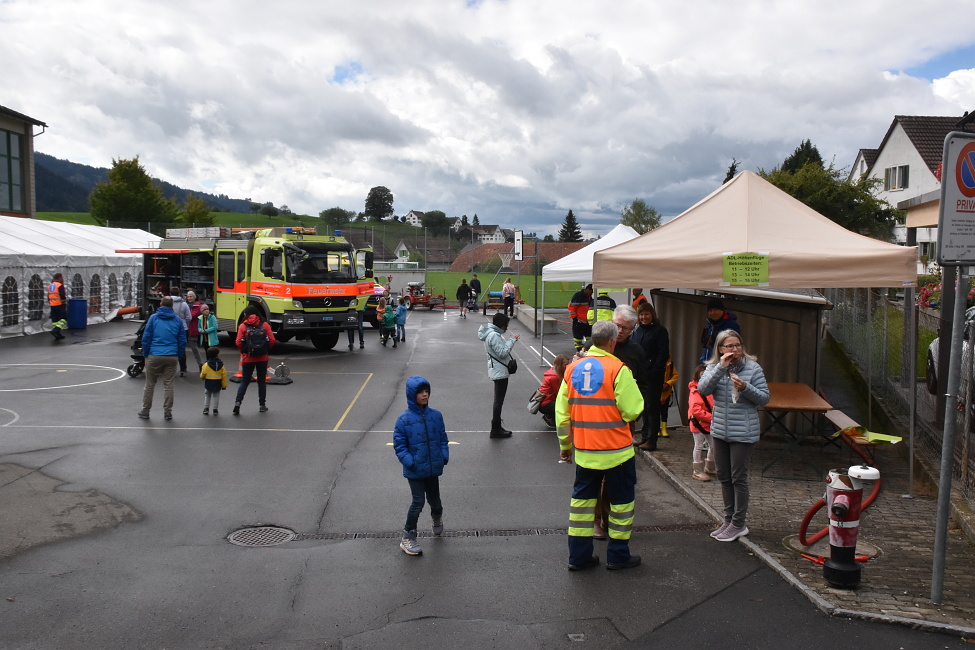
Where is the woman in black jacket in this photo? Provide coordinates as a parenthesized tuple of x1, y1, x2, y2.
(630, 301, 670, 451)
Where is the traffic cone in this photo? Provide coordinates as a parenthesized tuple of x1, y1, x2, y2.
(229, 354, 244, 383)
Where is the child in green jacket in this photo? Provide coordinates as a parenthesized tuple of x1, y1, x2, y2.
(381, 304, 397, 348)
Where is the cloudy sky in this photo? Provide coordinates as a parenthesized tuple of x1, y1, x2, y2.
(4, 0, 975, 238)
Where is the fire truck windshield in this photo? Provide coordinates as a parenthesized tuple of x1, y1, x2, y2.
(287, 242, 356, 283)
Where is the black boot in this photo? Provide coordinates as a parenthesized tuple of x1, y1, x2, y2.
(490, 420, 512, 438)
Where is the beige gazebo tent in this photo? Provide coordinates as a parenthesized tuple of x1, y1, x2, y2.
(591, 170, 918, 432)
(592, 170, 916, 290)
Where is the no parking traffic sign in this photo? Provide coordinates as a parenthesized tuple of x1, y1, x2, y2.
(937, 131, 975, 265)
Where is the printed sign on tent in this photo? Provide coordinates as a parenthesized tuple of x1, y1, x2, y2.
(721, 252, 769, 286)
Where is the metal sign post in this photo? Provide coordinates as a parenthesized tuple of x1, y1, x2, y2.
(932, 131, 975, 604)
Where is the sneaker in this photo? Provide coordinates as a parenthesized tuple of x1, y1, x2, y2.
(568, 555, 599, 571)
(399, 535, 422, 556)
(259, 405, 268, 413)
(137, 411, 150, 419)
(432, 516, 444, 536)
(393, 342, 397, 348)
(203, 408, 209, 415)
(180, 371, 186, 378)
(348, 344, 354, 351)
(359, 342, 364, 349)
(606, 555, 642, 570)
(710, 521, 732, 539)
(212, 409, 219, 415)
(164, 411, 173, 420)
(233, 402, 241, 415)
(716, 524, 749, 542)
(542, 414, 555, 428)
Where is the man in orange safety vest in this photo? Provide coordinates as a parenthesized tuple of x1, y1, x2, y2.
(48, 273, 67, 340)
(556, 320, 644, 572)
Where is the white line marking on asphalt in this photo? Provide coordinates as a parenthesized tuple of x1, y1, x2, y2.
(0, 364, 127, 392)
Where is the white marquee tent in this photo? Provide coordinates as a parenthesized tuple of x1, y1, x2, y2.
(538, 224, 640, 361)
(0, 216, 160, 338)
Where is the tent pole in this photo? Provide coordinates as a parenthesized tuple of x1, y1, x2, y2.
(867, 289, 873, 431)
(906, 285, 916, 499)
(540, 281, 546, 367)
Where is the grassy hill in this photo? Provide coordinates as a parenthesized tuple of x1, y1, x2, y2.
(36, 212, 460, 260)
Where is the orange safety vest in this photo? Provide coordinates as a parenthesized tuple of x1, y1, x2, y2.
(632, 294, 647, 309)
(48, 282, 64, 306)
(564, 354, 631, 453)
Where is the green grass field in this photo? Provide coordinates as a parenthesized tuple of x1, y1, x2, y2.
(423, 271, 578, 310)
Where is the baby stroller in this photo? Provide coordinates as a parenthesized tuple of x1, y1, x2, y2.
(127, 321, 147, 378)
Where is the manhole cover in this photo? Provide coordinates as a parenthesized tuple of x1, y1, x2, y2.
(227, 526, 297, 547)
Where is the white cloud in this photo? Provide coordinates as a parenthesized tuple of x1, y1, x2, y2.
(4, 0, 975, 237)
(933, 69, 975, 107)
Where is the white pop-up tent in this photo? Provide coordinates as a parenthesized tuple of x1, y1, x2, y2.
(593, 171, 916, 289)
(0, 216, 160, 338)
(537, 224, 640, 363)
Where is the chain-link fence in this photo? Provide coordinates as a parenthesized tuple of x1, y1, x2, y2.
(824, 288, 975, 506)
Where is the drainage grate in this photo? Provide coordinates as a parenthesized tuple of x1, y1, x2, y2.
(292, 523, 711, 541)
(227, 526, 297, 547)
(229, 523, 711, 546)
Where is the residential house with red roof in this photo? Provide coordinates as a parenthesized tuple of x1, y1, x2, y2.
(851, 112, 975, 268)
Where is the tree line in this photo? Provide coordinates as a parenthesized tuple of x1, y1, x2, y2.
(88, 143, 897, 243)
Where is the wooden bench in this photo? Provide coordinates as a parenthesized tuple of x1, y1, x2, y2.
(824, 410, 879, 458)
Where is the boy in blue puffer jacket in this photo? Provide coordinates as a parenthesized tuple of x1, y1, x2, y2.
(393, 376, 449, 556)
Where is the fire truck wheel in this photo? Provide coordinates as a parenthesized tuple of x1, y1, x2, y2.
(311, 332, 340, 351)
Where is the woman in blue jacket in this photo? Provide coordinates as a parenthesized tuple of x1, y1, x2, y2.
(393, 376, 449, 556)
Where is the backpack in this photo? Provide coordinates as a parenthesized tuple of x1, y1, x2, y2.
(242, 323, 270, 356)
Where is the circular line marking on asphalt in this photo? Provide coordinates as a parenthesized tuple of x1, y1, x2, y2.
(0, 364, 127, 392)
(0, 407, 20, 427)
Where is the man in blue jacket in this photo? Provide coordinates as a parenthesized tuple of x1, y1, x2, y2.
(138, 296, 186, 421)
(699, 297, 741, 364)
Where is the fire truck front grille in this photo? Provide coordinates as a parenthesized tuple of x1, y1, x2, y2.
(298, 297, 353, 309)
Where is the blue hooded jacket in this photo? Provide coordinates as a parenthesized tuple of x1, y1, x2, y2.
(393, 376, 449, 479)
(142, 306, 187, 358)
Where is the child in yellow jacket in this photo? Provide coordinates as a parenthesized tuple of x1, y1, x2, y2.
(659, 358, 678, 437)
(200, 347, 228, 415)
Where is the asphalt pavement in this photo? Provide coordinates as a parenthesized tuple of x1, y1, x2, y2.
(0, 308, 972, 648)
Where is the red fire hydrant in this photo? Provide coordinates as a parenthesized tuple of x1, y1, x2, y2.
(823, 464, 880, 587)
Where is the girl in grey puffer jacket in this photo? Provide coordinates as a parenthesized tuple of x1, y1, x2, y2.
(697, 329, 769, 543)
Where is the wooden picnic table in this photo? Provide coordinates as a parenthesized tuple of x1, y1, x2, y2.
(760, 382, 833, 476)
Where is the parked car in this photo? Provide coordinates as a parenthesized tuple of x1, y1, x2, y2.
(926, 306, 975, 395)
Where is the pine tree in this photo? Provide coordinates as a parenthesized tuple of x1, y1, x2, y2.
(723, 158, 739, 184)
(781, 140, 823, 174)
(558, 209, 583, 242)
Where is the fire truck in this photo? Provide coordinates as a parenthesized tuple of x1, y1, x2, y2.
(119, 227, 374, 351)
